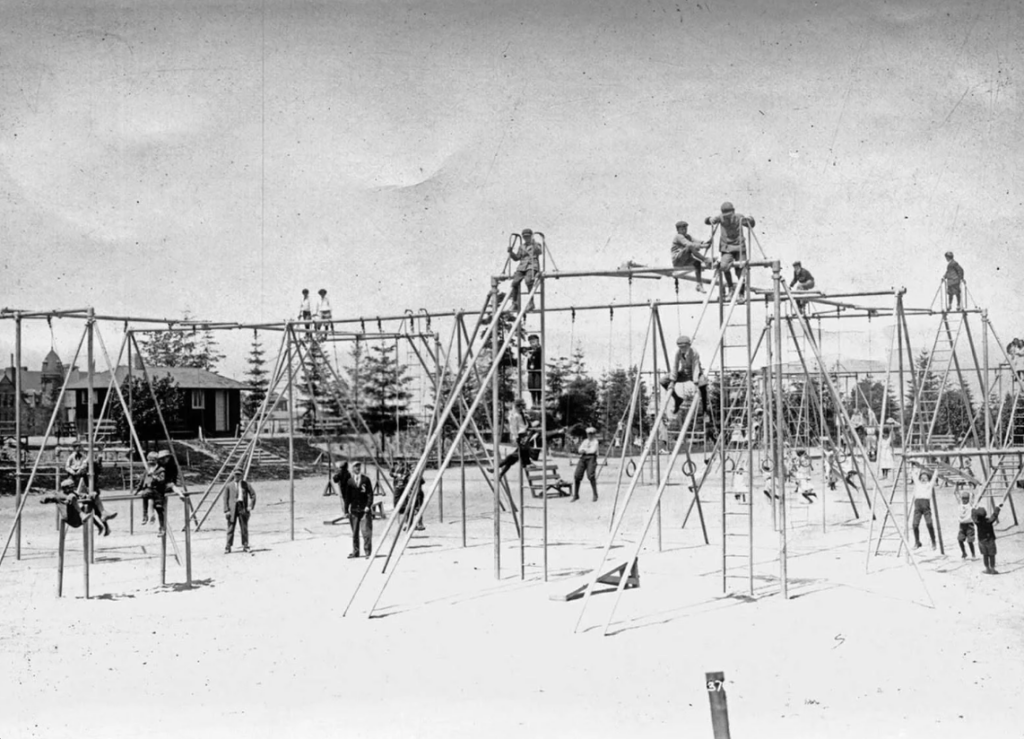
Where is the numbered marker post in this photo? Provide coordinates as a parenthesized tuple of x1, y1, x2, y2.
(705, 670, 732, 739)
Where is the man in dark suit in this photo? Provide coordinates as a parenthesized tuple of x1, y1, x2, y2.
(223, 469, 256, 554)
(345, 461, 374, 559)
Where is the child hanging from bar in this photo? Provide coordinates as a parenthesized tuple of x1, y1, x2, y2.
(973, 503, 1002, 574)
(912, 467, 938, 551)
(955, 489, 976, 560)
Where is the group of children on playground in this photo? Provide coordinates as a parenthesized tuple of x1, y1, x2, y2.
(670, 201, 967, 313)
(39, 442, 184, 538)
(297, 288, 334, 333)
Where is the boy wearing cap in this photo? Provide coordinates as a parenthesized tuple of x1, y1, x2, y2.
(943, 252, 964, 311)
(523, 334, 543, 406)
(972, 503, 1002, 574)
(790, 261, 815, 290)
(705, 202, 755, 298)
(572, 427, 601, 502)
(507, 228, 543, 312)
(223, 469, 256, 554)
(670, 221, 711, 293)
(660, 336, 716, 436)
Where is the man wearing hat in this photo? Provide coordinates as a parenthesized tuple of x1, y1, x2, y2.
(705, 202, 756, 298)
(507, 228, 543, 313)
(223, 468, 257, 554)
(670, 220, 712, 293)
(344, 461, 375, 558)
(572, 427, 601, 502)
(789, 261, 815, 314)
(943, 251, 964, 311)
(660, 335, 717, 437)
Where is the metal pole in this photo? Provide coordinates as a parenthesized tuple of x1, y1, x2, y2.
(287, 325, 296, 541)
(57, 520, 66, 597)
(85, 309, 95, 596)
(983, 310, 991, 449)
(745, 265, 754, 595)
(183, 494, 193, 587)
(896, 295, 910, 559)
(651, 304, 662, 552)
(435, 334, 444, 523)
(491, 279, 501, 579)
(540, 273, 549, 582)
(457, 314, 467, 548)
(772, 264, 788, 599)
(128, 335, 134, 535)
(13, 314, 22, 560)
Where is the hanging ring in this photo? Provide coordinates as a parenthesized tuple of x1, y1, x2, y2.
(625, 460, 637, 478)
(681, 459, 696, 476)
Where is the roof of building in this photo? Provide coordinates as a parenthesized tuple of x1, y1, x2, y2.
(41, 349, 64, 376)
(66, 366, 246, 391)
(1, 368, 45, 394)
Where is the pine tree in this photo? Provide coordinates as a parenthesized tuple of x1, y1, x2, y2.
(243, 336, 268, 420)
(357, 344, 415, 449)
(139, 311, 223, 371)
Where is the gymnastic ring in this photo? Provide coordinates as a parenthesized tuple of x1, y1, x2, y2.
(760, 458, 773, 472)
(723, 457, 736, 473)
(626, 460, 637, 478)
(681, 459, 696, 476)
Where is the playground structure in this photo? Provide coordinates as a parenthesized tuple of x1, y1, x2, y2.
(1, 233, 1021, 620)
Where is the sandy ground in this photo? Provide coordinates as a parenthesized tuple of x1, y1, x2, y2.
(1, 457, 1022, 739)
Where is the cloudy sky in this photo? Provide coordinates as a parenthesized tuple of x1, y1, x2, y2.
(1, 0, 1021, 382)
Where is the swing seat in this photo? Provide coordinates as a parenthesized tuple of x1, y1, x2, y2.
(524, 463, 573, 498)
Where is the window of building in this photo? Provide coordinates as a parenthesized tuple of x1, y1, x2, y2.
(191, 390, 205, 409)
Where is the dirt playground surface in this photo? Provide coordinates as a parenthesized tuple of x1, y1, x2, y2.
(2, 458, 1022, 739)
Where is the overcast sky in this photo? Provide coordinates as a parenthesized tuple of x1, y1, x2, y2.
(1, 0, 1021, 383)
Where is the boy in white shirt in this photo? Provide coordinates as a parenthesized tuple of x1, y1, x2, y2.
(955, 490, 976, 559)
(572, 427, 600, 502)
(316, 288, 333, 335)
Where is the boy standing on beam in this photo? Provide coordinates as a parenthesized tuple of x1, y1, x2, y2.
(943, 251, 964, 311)
(705, 202, 755, 299)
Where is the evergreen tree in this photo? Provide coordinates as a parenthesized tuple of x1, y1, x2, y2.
(139, 311, 224, 371)
(243, 336, 268, 420)
(599, 366, 647, 441)
(357, 343, 416, 449)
